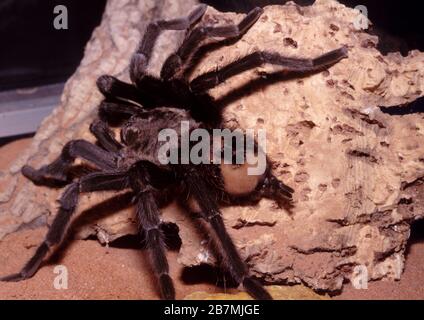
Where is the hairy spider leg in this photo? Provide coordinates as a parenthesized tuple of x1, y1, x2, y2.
(0, 171, 130, 282)
(97, 73, 173, 109)
(130, 4, 208, 84)
(97, 6, 261, 123)
(22, 139, 118, 186)
(89, 119, 124, 153)
(96, 75, 145, 104)
(189, 46, 349, 93)
(160, 7, 264, 80)
(96, 5, 207, 107)
(98, 101, 144, 117)
(177, 164, 272, 300)
(135, 193, 175, 299)
(129, 162, 176, 300)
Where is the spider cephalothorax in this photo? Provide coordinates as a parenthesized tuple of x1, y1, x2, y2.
(0, 5, 347, 299)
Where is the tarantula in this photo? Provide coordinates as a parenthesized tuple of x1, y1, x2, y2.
(0, 5, 347, 299)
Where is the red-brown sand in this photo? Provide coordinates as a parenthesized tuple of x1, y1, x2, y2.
(0, 138, 423, 299)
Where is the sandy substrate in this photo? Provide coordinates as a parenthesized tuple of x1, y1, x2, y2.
(0, 138, 423, 300)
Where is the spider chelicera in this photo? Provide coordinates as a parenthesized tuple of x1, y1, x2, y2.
(0, 5, 347, 299)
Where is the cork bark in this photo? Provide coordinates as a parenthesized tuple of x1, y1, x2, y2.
(1, 0, 423, 293)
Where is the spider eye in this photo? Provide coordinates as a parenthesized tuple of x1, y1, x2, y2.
(122, 127, 139, 145)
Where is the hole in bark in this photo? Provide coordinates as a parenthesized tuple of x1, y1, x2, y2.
(284, 37, 298, 48)
(398, 198, 413, 205)
(109, 234, 142, 249)
(409, 219, 424, 244)
(160, 222, 183, 251)
(345, 109, 387, 128)
(347, 149, 378, 163)
(406, 219, 424, 259)
(181, 264, 239, 288)
(105, 222, 182, 251)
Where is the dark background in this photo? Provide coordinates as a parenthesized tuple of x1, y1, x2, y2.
(0, 0, 107, 91)
(0, 0, 423, 91)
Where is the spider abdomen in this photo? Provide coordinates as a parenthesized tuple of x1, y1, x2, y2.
(220, 162, 264, 196)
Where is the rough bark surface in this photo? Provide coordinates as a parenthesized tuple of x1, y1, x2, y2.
(0, 0, 423, 293)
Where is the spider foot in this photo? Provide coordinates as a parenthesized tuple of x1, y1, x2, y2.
(159, 274, 176, 300)
(0, 273, 27, 282)
(243, 277, 272, 300)
(22, 165, 69, 186)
